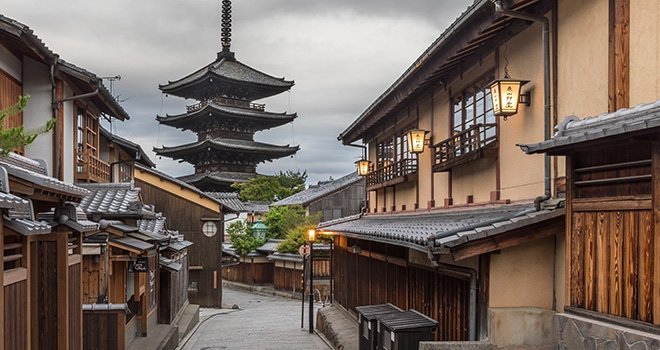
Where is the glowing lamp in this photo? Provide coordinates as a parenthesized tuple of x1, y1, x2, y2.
(355, 159, 371, 176)
(407, 129, 430, 154)
(489, 78, 530, 118)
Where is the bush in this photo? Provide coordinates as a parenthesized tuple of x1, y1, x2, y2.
(226, 220, 264, 256)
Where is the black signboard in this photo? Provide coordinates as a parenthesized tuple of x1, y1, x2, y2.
(132, 257, 149, 272)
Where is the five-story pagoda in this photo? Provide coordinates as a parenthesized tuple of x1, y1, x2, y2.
(155, 0, 299, 192)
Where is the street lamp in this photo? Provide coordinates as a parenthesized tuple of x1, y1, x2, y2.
(307, 228, 316, 334)
(489, 78, 530, 118)
(355, 159, 371, 177)
(407, 129, 430, 154)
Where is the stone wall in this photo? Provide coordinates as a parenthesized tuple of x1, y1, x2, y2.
(555, 313, 660, 349)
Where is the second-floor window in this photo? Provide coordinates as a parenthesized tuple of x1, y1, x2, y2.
(452, 86, 495, 135)
(76, 107, 99, 172)
(376, 128, 416, 169)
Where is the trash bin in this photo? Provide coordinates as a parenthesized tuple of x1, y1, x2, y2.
(355, 304, 403, 350)
(376, 309, 438, 350)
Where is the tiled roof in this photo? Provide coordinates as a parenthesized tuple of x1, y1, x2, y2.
(159, 52, 294, 101)
(268, 252, 303, 263)
(110, 236, 154, 252)
(207, 192, 247, 212)
(244, 201, 271, 214)
(0, 191, 28, 209)
(157, 102, 297, 130)
(78, 183, 155, 218)
(159, 256, 183, 272)
(273, 173, 363, 207)
(180, 171, 256, 192)
(37, 203, 99, 233)
(137, 213, 166, 235)
(319, 202, 565, 251)
(4, 217, 51, 236)
(520, 99, 660, 154)
(154, 138, 299, 159)
(0, 14, 55, 63)
(256, 239, 282, 254)
(134, 163, 224, 211)
(100, 127, 155, 167)
(0, 153, 89, 198)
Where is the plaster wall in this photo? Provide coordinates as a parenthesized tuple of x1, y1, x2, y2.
(0, 44, 21, 81)
(22, 56, 53, 173)
(431, 90, 450, 206)
(630, 1, 660, 106)
(489, 236, 554, 309)
(497, 22, 545, 201)
(394, 181, 416, 211)
(417, 94, 434, 208)
(451, 158, 496, 205)
(557, 0, 609, 118)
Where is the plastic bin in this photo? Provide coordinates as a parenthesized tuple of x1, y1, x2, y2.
(355, 304, 403, 350)
(376, 309, 438, 350)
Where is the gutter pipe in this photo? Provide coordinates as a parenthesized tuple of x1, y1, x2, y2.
(492, 0, 552, 198)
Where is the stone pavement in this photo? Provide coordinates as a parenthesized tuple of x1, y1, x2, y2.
(179, 286, 331, 350)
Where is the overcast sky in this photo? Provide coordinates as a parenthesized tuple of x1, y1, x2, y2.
(4, 0, 472, 186)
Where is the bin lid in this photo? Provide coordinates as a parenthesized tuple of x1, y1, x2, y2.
(377, 310, 438, 332)
(355, 303, 403, 320)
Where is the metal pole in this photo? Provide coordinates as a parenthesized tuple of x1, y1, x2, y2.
(301, 248, 306, 329)
(329, 240, 334, 304)
(308, 242, 314, 333)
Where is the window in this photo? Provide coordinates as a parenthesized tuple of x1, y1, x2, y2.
(376, 128, 416, 169)
(75, 107, 99, 170)
(452, 85, 495, 140)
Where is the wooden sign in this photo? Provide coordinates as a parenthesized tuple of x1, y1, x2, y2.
(132, 257, 149, 272)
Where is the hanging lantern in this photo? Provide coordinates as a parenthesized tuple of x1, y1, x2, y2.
(355, 159, 371, 176)
(489, 79, 530, 118)
(407, 129, 429, 154)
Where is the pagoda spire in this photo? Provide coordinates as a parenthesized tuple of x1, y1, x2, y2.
(221, 0, 232, 52)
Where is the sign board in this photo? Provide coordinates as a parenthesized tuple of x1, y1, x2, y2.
(132, 257, 149, 272)
(298, 245, 310, 257)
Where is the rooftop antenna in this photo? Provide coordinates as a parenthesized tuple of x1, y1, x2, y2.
(101, 75, 122, 132)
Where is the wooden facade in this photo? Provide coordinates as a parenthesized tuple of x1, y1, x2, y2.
(565, 141, 659, 327)
(134, 165, 224, 307)
(158, 250, 190, 324)
(333, 237, 470, 341)
(222, 255, 274, 286)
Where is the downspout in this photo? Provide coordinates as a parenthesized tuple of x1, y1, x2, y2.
(426, 206, 538, 341)
(343, 141, 369, 212)
(492, 0, 552, 200)
(49, 56, 59, 178)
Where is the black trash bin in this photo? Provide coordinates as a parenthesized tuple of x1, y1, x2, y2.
(376, 309, 438, 350)
(355, 304, 403, 350)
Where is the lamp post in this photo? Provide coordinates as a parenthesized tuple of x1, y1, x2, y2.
(307, 228, 316, 334)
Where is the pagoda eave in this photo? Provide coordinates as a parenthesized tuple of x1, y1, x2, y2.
(156, 103, 297, 131)
(154, 139, 299, 163)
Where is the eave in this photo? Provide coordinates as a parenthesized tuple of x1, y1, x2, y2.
(154, 138, 299, 163)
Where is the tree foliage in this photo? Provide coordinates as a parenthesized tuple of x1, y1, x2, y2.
(0, 95, 55, 156)
(226, 220, 265, 256)
(232, 170, 307, 202)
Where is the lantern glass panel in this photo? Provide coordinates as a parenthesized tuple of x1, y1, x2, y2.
(407, 129, 428, 154)
(356, 159, 370, 176)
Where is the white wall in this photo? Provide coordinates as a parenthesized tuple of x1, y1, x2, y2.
(22, 56, 53, 173)
(0, 44, 21, 81)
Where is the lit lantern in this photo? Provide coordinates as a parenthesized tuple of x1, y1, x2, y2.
(489, 79, 530, 118)
(307, 228, 316, 242)
(407, 129, 429, 154)
(355, 159, 371, 176)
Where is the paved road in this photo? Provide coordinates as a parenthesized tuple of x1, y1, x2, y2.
(180, 287, 330, 350)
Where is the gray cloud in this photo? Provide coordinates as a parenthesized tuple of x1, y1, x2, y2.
(4, 0, 472, 185)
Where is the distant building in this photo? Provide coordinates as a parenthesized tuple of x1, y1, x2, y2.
(155, 0, 299, 192)
(273, 172, 365, 221)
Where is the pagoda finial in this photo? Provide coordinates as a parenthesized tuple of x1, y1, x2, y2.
(221, 0, 232, 52)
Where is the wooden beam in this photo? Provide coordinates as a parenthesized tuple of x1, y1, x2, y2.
(608, 0, 630, 111)
(57, 232, 70, 350)
(653, 143, 660, 325)
(572, 198, 652, 212)
(451, 217, 565, 261)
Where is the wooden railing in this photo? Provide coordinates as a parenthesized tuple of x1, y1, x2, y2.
(77, 152, 110, 183)
(432, 123, 498, 172)
(186, 97, 266, 113)
(366, 158, 418, 189)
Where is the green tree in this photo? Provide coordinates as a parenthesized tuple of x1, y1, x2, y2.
(232, 170, 307, 202)
(264, 205, 306, 239)
(0, 95, 55, 155)
(226, 220, 265, 256)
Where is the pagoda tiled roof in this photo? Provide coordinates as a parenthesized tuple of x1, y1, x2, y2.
(159, 51, 294, 101)
(179, 171, 256, 192)
(156, 101, 297, 131)
(154, 138, 299, 162)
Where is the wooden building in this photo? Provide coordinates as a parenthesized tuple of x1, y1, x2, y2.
(0, 153, 90, 350)
(325, 0, 660, 348)
(154, 0, 299, 192)
(520, 102, 660, 346)
(273, 172, 365, 221)
(133, 163, 225, 307)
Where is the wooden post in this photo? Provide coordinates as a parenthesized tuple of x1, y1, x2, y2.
(57, 232, 70, 350)
(653, 143, 660, 325)
(608, 0, 630, 112)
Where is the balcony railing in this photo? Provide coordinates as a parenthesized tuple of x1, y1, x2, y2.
(366, 158, 418, 190)
(432, 123, 498, 172)
(76, 152, 111, 183)
(186, 97, 266, 113)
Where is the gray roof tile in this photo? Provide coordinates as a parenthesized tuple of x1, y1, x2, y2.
(273, 173, 363, 207)
(520, 98, 660, 154)
(78, 183, 154, 218)
(0, 153, 88, 198)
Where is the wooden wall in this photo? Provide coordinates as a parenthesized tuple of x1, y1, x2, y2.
(83, 309, 125, 350)
(4, 279, 27, 350)
(68, 261, 82, 350)
(136, 179, 224, 307)
(566, 142, 659, 326)
(274, 263, 304, 294)
(222, 260, 273, 285)
(0, 69, 23, 130)
(158, 254, 190, 324)
(333, 237, 470, 341)
(82, 255, 107, 303)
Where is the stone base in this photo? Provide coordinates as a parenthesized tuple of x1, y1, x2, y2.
(419, 341, 494, 350)
(555, 313, 660, 349)
(489, 307, 556, 349)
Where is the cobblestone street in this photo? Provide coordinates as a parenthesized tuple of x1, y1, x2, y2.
(179, 287, 330, 350)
